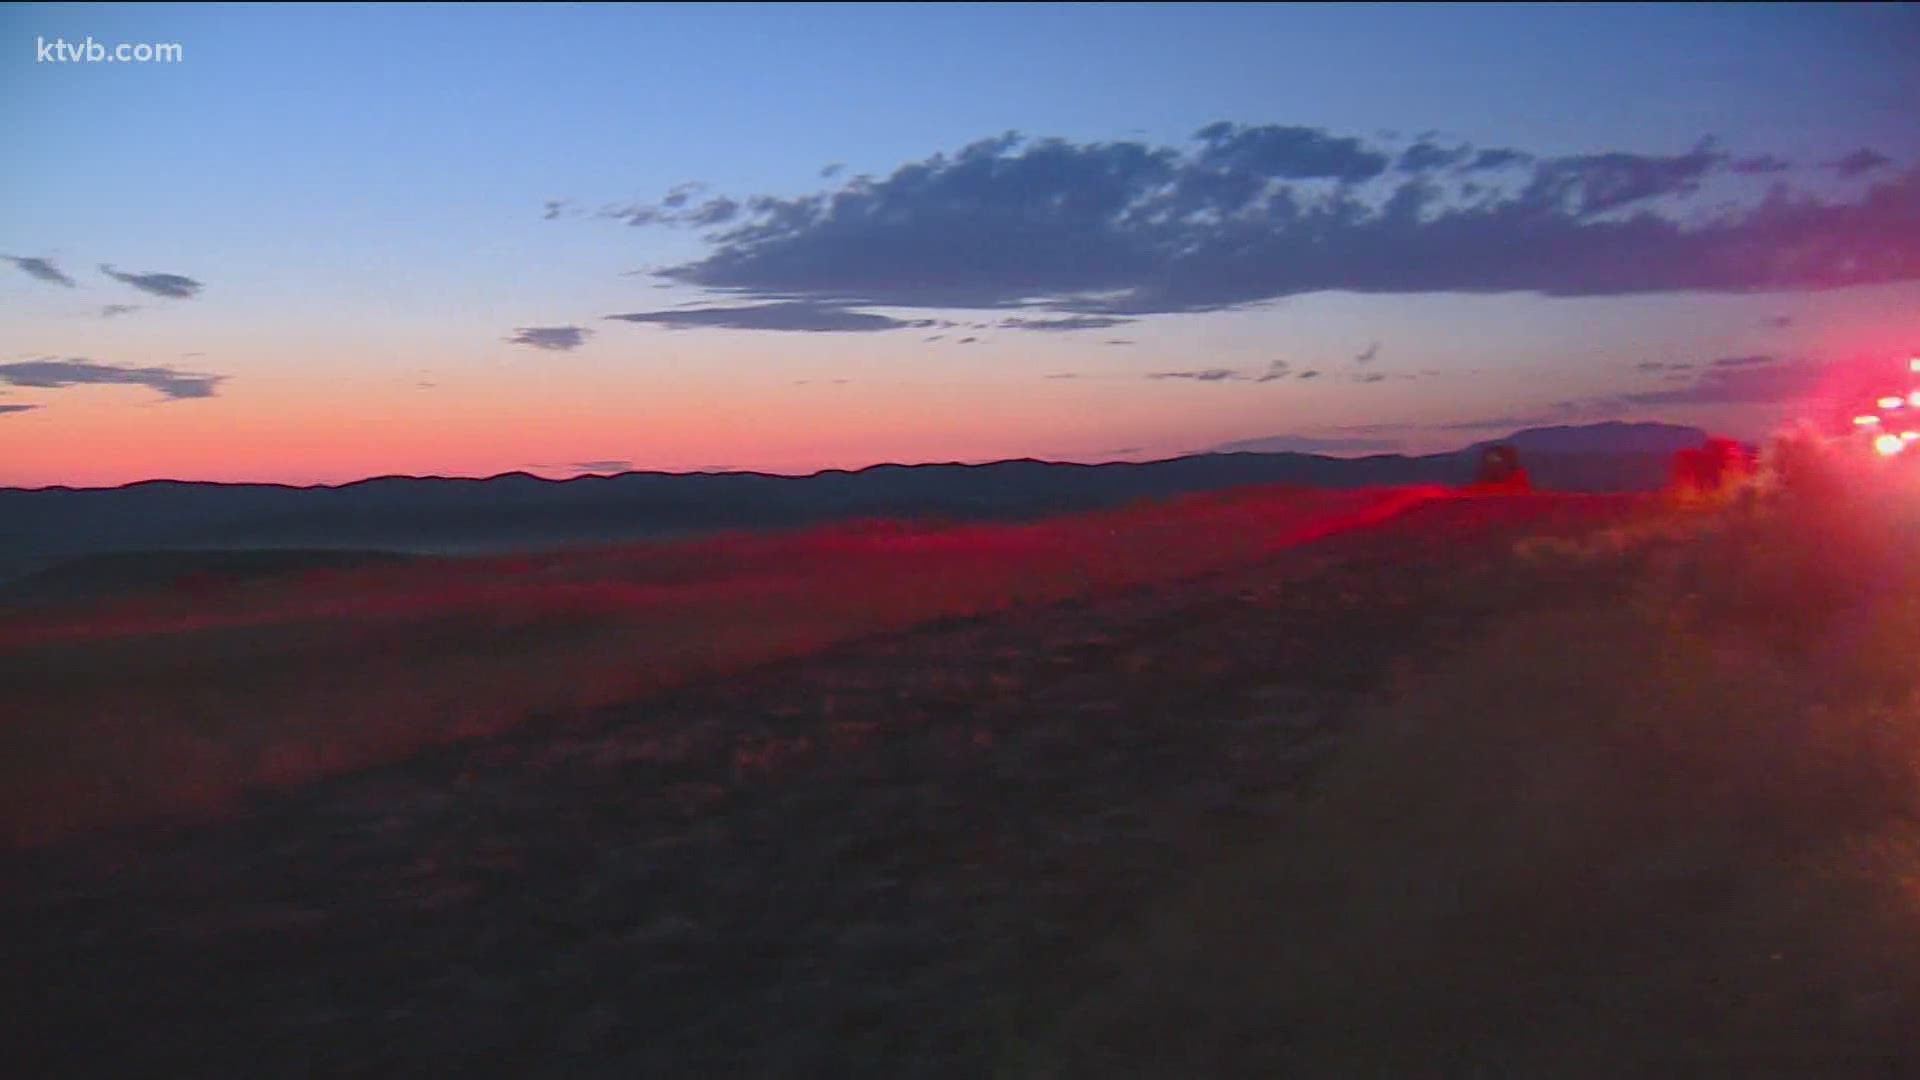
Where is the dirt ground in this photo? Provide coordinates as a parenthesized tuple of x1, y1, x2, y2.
(0, 495, 1647, 1077)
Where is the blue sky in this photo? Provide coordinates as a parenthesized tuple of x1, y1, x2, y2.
(3, 2, 1918, 485)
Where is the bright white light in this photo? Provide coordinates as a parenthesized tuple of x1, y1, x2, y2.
(1879, 396, 1906, 410)
(1909, 390, 1920, 407)
(1856, 414, 1883, 426)
(1911, 357, 1920, 373)
(1904, 431, 1920, 442)
(1875, 433, 1905, 456)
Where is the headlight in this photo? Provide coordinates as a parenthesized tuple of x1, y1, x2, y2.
(1855, 414, 1883, 426)
(1874, 433, 1905, 456)
(1878, 396, 1906, 410)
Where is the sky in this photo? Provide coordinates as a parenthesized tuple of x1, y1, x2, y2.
(3, 2, 1919, 488)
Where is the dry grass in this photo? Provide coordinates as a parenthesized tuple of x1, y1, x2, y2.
(1013, 482, 1920, 1077)
(0, 484, 1446, 847)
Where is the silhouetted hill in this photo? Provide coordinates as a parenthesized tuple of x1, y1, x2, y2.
(1475, 421, 1710, 456)
(0, 423, 1700, 586)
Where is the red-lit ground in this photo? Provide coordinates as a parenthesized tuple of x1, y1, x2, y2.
(0, 483, 1614, 846)
(9, 479, 1915, 1074)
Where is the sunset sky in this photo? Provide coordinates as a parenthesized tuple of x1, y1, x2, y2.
(4, 2, 1919, 488)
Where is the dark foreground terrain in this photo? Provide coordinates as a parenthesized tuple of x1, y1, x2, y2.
(0, 494, 1658, 1075)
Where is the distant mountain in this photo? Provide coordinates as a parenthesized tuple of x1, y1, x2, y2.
(0, 422, 1703, 587)
(1475, 421, 1711, 456)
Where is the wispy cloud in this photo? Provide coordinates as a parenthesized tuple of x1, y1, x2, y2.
(0, 403, 41, 415)
(0, 358, 226, 400)
(1213, 432, 1407, 454)
(1828, 148, 1892, 180)
(5, 255, 75, 287)
(100, 304, 139, 318)
(570, 459, 632, 473)
(998, 314, 1135, 332)
(1354, 341, 1381, 365)
(506, 325, 593, 351)
(99, 264, 202, 299)
(607, 302, 942, 333)
(1623, 357, 1824, 405)
(1147, 368, 1245, 382)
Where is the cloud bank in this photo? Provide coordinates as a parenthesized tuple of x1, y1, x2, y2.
(598, 125, 1915, 318)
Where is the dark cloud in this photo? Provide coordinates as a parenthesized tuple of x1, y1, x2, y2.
(542, 199, 572, 220)
(608, 302, 938, 333)
(0, 403, 41, 415)
(998, 314, 1135, 332)
(1353, 372, 1388, 384)
(1194, 122, 1389, 182)
(1213, 433, 1407, 454)
(5, 255, 75, 287)
(1731, 154, 1792, 176)
(1043, 372, 1081, 379)
(1103, 339, 1134, 346)
(1636, 360, 1694, 372)
(609, 204, 664, 227)
(688, 197, 741, 226)
(1462, 147, 1532, 171)
(1254, 359, 1291, 383)
(616, 127, 1920, 317)
(1518, 141, 1725, 217)
(99, 264, 202, 299)
(100, 304, 139, 318)
(820, 163, 845, 179)
(570, 460, 633, 474)
(955, 336, 980, 344)
(0, 358, 225, 400)
(1828, 148, 1893, 180)
(661, 182, 706, 210)
(506, 325, 593, 351)
(1297, 369, 1321, 379)
(1147, 368, 1244, 382)
(1354, 341, 1380, 365)
(1711, 354, 1777, 368)
(1398, 140, 1473, 173)
(1623, 358, 1824, 405)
